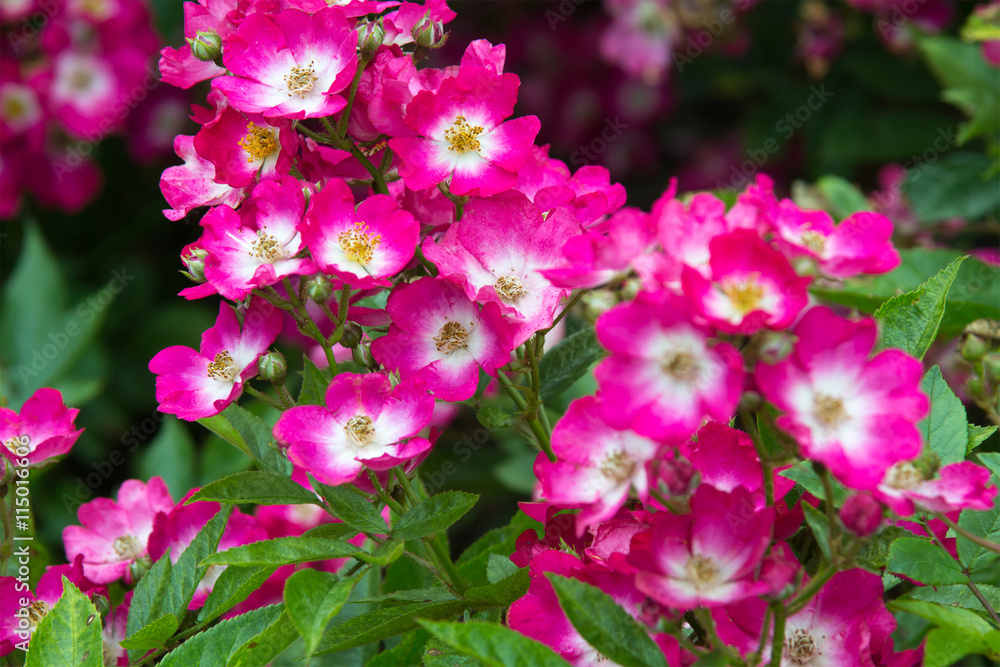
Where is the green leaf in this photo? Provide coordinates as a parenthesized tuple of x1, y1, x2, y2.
(457, 510, 541, 587)
(316, 481, 387, 533)
(367, 629, 431, 667)
(778, 462, 848, 505)
(166, 505, 234, 617)
(918, 36, 1000, 147)
(285, 570, 359, 658)
(968, 424, 998, 454)
(202, 536, 365, 567)
(392, 491, 479, 540)
(887, 537, 966, 585)
(486, 553, 520, 584)
(548, 575, 668, 667)
(219, 404, 291, 475)
(909, 583, 1000, 618)
(923, 627, 987, 667)
(905, 152, 1000, 222)
(874, 257, 965, 360)
(464, 567, 530, 607)
(226, 608, 300, 667)
(299, 356, 330, 405)
(978, 452, 1000, 478)
(423, 637, 484, 667)
(538, 326, 604, 401)
(119, 614, 180, 650)
(125, 555, 176, 660)
(889, 598, 994, 637)
(476, 405, 520, 430)
(197, 413, 250, 457)
(157, 604, 284, 667)
(801, 503, 833, 562)
(957, 491, 1000, 574)
(815, 175, 869, 220)
(419, 620, 572, 667)
(353, 588, 457, 605)
(855, 526, 908, 570)
(140, 418, 196, 500)
(188, 471, 321, 506)
(918, 366, 968, 466)
(198, 566, 277, 624)
(316, 601, 468, 655)
(25, 578, 102, 667)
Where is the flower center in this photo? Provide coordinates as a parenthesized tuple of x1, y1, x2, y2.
(800, 231, 826, 254)
(434, 321, 469, 354)
(345, 415, 376, 447)
(884, 461, 923, 490)
(661, 351, 699, 382)
(813, 393, 845, 429)
(685, 554, 718, 587)
(721, 275, 764, 315)
(284, 61, 317, 97)
(2, 95, 25, 121)
(338, 222, 381, 265)
(113, 535, 143, 560)
(206, 351, 238, 381)
(494, 275, 526, 303)
(445, 115, 484, 154)
(784, 628, 819, 664)
(2, 437, 28, 456)
(24, 599, 50, 630)
(599, 450, 634, 484)
(238, 122, 279, 163)
(249, 230, 283, 262)
(69, 69, 94, 91)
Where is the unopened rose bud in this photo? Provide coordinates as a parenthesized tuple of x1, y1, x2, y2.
(182, 247, 208, 283)
(840, 491, 884, 537)
(358, 19, 385, 59)
(257, 350, 287, 384)
(340, 321, 363, 349)
(658, 453, 695, 496)
(92, 594, 110, 617)
(187, 30, 222, 63)
(302, 274, 334, 303)
(130, 555, 152, 582)
(352, 343, 375, 369)
(961, 334, 990, 363)
(984, 353, 1000, 384)
(411, 15, 446, 48)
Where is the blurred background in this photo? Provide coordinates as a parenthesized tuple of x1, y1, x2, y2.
(1, 0, 997, 584)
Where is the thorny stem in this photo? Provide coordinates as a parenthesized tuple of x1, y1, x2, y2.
(283, 277, 338, 371)
(243, 384, 284, 411)
(496, 371, 555, 462)
(336, 58, 370, 140)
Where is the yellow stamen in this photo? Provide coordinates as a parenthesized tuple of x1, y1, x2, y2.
(814, 394, 845, 429)
(238, 123, 279, 163)
(284, 61, 317, 97)
(345, 415, 375, 447)
(206, 351, 238, 381)
(661, 351, 699, 382)
(338, 222, 381, 265)
(434, 321, 470, 354)
(721, 275, 764, 315)
(685, 554, 718, 586)
(494, 275, 526, 303)
(599, 450, 634, 484)
(249, 230, 282, 262)
(444, 115, 484, 154)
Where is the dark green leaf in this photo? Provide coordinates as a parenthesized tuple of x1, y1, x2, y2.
(968, 425, 998, 454)
(887, 537, 966, 585)
(418, 620, 572, 667)
(457, 511, 541, 588)
(918, 366, 968, 466)
(315, 601, 468, 655)
(905, 153, 1000, 222)
(198, 566, 277, 624)
(197, 413, 250, 457)
(316, 481, 387, 533)
(909, 583, 1000, 618)
(874, 257, 964, 360)
(957, 491, 1000, 574)
(119, 615, 180, 650)
(125, 554, 175, 660)
(25, 579, 102, 667)
(219, 404, 291, 475)
(201, 536, 364, 567)
(855, 526, 908, 570)
(486, 553, 520, 584)
(166, 505, 234, 617)
(778, 462, 848, 505)
(548, 575, 668, 667)
(299, 356, 330, 405)
(157, 605, 284, 667)
(539, 327, 604, 401)
(423, 637, 484, 667)
(476, 406, 520, 430)
(889, 599, 994, 637)
(464, 567, 530, 607)
(189, 471, 321, 506)
(392, 491, 478, 540)
(353, 588, 457, 605)
(367, 629, 431, 667)
(801, 503, 832, 562)
(284, 570, 359, 657)
(226, 608, 300, 667)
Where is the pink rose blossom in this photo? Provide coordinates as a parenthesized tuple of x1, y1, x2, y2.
(160, 135, 246, 221)
(0, 388, 82, 468)
(875, 460, 998, 517)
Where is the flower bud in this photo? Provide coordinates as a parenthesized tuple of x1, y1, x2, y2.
(257, 350, 287, 384)
(130, 555, 152, 582)
(340, 321, 363, 349)
(92, 594, 110, 617)
(352, 343, 375, 369)
(961, 334, 991, 362)
(358, 18, 386, 59)
(658, 453, 695, 496)
(411, 15, 446, 48)
(840, 491, 884, 537)
(302, 274, 334, 304)
(187, 30, 222, 63)
(984, 353, 1000, 384)
(182, 247, 208, 283)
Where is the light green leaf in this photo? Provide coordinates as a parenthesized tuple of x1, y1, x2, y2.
(918, 366, 968, 465)
(392, 491, 478, 541)
(464, 567, 530, 607)
(815, 175, 869, 220)
(25, 579, 102, 667)
(285, 570, 359, 658)
(188, 471, 320, 506)
(801, 503, 833, 562)
(315, 480, 387, 534)
(219, 404, 291, 475)
(418, 620, 572, 667)
(957, 491, 1000, 574)
(316, 601, 468, 655)
(887, 537, 966, 586)
(298, 356, 330, 405)
(226, 608, 299, 667)
(201, 535, 364, 567)
(968, 424, 998, 454)
(157, 605, 284, 667)
(457, 511, 541, 588)
(778, 462, 848, 505)
(198, 566, 277, 624)
(909, 583, 1000, 618)
(476, 406, 520, 430)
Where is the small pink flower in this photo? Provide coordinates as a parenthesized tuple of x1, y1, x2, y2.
(274, 373, 435, 486)
(389, 66, 540, 195)
(875, 460, 998, 517)
(149, 297, 283, 420)
(148, 492, 268, 609)
(594, 290, 744, 441)
(62, 477, 175, 584)
(301, 179, 419, 289)
(0, 388, 82, 468)
(756, 306, 929, 489)
(628, 485, 792, 608)
(840, 491, 885, 537)
(200, 178, 315, 300)
(422, 193, 580, 346)
(535, 396, 663, 534)
(160, 136, 246, 221)
(515, 145, 626, 225)
(682, 229, 811, 334)
(192, 102, 297, 188)
(213, 7, 358, 119)
(371, 277, 513, 401)
(599, 0, 680, 85)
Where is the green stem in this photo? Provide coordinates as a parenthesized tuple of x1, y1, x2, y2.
(541, 288, 590, 335)
(295, 121, 337, 145)
(336, 58, 370, 139)
(921, 517, 1000, 626)
(768, 603, 786, 667)
(496, 371, 555, 462)
(341, 140, 389, 195)
(815, 464, 840, 561)
(243, 384, 284, 411)
(328, 288, 353, 347)
(740, 408, 774, 507)
(283, 277, 338, 371)
(937, 513, 1000, 554)
(414, 246, 438, 277)
(274, 384, 295, 409)
(695, 608, 734, 658)
(786, 566, 835, 616)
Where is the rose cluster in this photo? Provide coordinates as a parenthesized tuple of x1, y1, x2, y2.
(0, 0, 164, 218)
